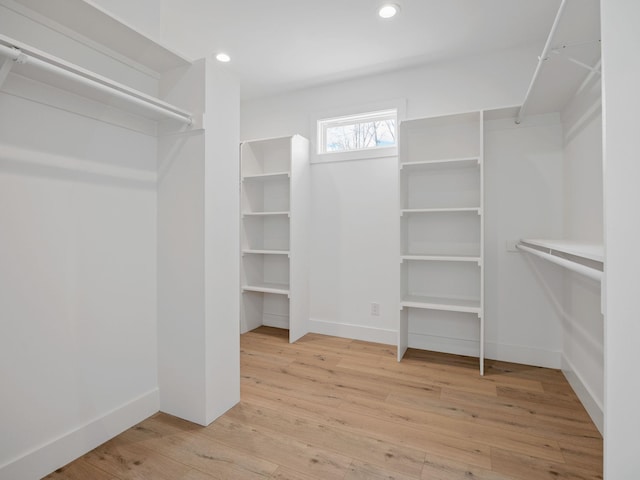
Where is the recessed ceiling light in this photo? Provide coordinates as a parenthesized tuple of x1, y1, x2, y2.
(216, 53, 231, 63)
(378, 4, 400, 19)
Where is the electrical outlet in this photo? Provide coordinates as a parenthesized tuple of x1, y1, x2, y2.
(371, 302, 380, 316)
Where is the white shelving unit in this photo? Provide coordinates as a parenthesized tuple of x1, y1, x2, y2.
(240, 135, 310, 342)
(398, 112, 485, 374)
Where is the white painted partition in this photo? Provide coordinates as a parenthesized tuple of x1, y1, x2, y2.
(158, 58, 240, 425)
(560, 74, 604, 434)
(203, 61, 241, 422)
(601, 1, 640, 477)
(288, 135, 311, 342)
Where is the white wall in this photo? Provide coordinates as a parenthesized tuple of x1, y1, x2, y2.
(242, 45, 538, 140)
(484, 113, 564, 367)
(241, 44, 568, 367)
(560, 78, 604, 432)
(0, 68, 158, 480)
(89, 0, 162, 41)
(309, 154, 400, 343)
(601, 1, 640, 477)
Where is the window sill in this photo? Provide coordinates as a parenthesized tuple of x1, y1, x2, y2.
(311, 146, 397, 164)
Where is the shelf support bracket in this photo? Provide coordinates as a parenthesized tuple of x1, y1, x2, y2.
(516, 0, 568, 124)
(551, 49, 602, 74)
(575, 59, 602, 97)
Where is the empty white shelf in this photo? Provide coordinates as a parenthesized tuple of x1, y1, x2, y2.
(242, 211, 290, 217)
(401, 255, 481, 263)
(242, 282, 290, 296)
(520, 239, 603, 263)
(400, 157, 480, 169)
(401, 295, 481, 314)
(401, 207, 481, 215)
(242, 171, 290, 181)
(242, 249, 290, 256)
(2, 0, 191, 73)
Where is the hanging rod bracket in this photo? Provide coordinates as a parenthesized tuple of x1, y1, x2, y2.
(515, 0, 569, 125)
(14, 51, 28, 65)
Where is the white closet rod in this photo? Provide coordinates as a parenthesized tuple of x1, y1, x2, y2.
(0, 44, 193, 125)
(516, 0, 568, 124)
(516, 243, 602, 282)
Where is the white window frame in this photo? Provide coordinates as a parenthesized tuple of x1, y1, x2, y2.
(310, 99, 406, 164)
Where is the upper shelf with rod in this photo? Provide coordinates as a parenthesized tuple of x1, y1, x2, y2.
(517, 239, 603, 282)
(0, 33, 194, 128)
(516, 0, 601, 124)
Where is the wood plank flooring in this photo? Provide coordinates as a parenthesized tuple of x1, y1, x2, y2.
(45, 327, 602, 479)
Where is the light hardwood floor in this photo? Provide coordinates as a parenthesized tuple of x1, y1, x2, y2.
(45, 327, 603, 480)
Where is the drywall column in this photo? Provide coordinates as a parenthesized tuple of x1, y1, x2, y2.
(157, 58, 240, 425)
(601, 0, 640, 477)
(203, 60, 240, 423)
(560, 78, 604, 433)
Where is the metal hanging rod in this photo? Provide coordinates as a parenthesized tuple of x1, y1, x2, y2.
(0, 43, 193, 125)
(516, 0, 568, 125)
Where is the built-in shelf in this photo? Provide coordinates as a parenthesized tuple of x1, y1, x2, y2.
(401, 207, 481, 215)
(518, 238, 603, 282)
(401, 255, 481, 263)
(520, 239, 603, 263)
(399, 111, 484, 375)
(242, 249, 290, 256)
(240, 135, 310, 341)
(241, 283, 290, 296)
(401, 295, 481, 314)
(3, 0, 191, 73)
(242, 171, 290, 181)
(242, 211, 290, 217)
(400, 157, 480, 169)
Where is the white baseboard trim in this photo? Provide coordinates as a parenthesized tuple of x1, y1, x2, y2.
(408, 333, 479, 358)
(408, 333, 562, 369)
(307, 320, 563, 369)
(262, 313, 289, 330)
(486, 341, 562, 369)
(0, 389, 159, 480)
(561, 354, 604, 435)
(308, 318, 396, 345)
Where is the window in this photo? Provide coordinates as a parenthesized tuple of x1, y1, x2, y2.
(317, 109, 397, 156)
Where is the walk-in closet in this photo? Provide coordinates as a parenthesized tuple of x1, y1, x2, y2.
(1, 0, 639, 479)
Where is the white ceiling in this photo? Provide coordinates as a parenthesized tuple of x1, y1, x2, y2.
(159, 0, 565, 100)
